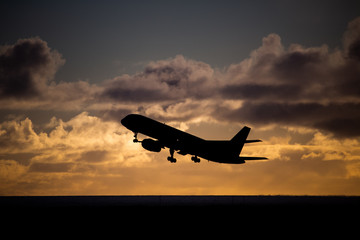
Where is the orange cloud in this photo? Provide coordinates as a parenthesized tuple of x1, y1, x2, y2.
(0, 112, 360, 195)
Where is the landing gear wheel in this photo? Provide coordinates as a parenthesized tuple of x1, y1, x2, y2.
(167, 148, 176, 163)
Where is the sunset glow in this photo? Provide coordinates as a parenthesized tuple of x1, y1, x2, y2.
(1, 1, 360, 195)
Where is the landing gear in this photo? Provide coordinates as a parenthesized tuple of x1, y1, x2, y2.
(133, 132, 139, 143)
(167, 148, 176, 163)
(191, 156, 200, 163)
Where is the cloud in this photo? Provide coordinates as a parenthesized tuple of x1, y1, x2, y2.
(29, 162, 74, 173)
(0, 112, 144, 166)
(0, 117, 46, 153)
(0, 111, 360, 195)
(95, 17, 360, 138)
(0, 160, 28, 181)
(343, 17, 360, 60)
(216, 102, 360, 138)
(0, 37, 65, 98)
(222, 34, 358, 103)
(0, 37, 101, 111)
(220, 83, 301, 101)
(217, 17, 360, 138)
(0, 111, 158, 194)
(1, 17, 359, 139)
(100, 55, 215, 103)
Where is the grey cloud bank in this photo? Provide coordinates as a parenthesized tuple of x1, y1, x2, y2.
(1, 17, 360, 138)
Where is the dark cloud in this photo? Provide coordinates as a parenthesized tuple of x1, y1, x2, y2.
(29, 162, 74, 173)
(217, 102, 360, 138)
(222, 37, 360, 102)
(344, 16, 360, 60)
(348, 39, 360, 60)
(102, 85, 170, 103)
(217, 17, 360, 138)
(100, 55, 215, 103)
(220, 84, 301, 100)
(0, 37, 65, 98)
(272, 50, 327, 88)
(98, 16, 360, 139)
(77, 150, 108, 163)
(314, 118, 360, 138)
(1, 18, 360, 139)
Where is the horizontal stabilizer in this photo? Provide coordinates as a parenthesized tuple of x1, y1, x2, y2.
(239, 157, 268, 161)
(245, 139, 262, 143)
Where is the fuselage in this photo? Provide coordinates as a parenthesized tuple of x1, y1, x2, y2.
(121, 114, 244, 163)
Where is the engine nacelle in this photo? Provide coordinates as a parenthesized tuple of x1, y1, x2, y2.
(141, 139, 162, 152)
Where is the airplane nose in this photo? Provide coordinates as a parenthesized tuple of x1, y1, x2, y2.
(121, 116, 128, 127)
(121, 114, 138, 132)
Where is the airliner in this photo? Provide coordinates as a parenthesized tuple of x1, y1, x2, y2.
(121, 114, 267, 164)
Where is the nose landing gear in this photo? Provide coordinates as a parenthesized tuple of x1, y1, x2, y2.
(133, 132, 139, 143)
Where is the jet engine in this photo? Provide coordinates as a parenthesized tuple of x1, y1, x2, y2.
(141, 139, 162, 152)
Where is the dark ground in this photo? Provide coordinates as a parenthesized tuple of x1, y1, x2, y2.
(1, 195, 359, 208)
(2, 195, 359, 233)
(1, 195, 359, 217)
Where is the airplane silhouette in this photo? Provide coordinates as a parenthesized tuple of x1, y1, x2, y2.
(121, 114, 267, 164)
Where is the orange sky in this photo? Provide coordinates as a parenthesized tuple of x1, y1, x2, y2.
(1, 112, 360, 195)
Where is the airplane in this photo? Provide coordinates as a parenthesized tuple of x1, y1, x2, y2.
(121, 114, 267, 164)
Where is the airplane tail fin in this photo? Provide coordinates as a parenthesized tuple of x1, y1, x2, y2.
(230, 126, 250, 143)
(230, 126, 267, 162)
(230, 126, 250, 155)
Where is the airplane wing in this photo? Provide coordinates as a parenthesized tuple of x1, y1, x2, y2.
(239, 157, 268, 161)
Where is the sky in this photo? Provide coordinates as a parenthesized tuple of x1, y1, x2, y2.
(0, 0, 360, 195)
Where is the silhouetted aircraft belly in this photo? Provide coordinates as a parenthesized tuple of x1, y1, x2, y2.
(121, 114, 267, 164)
